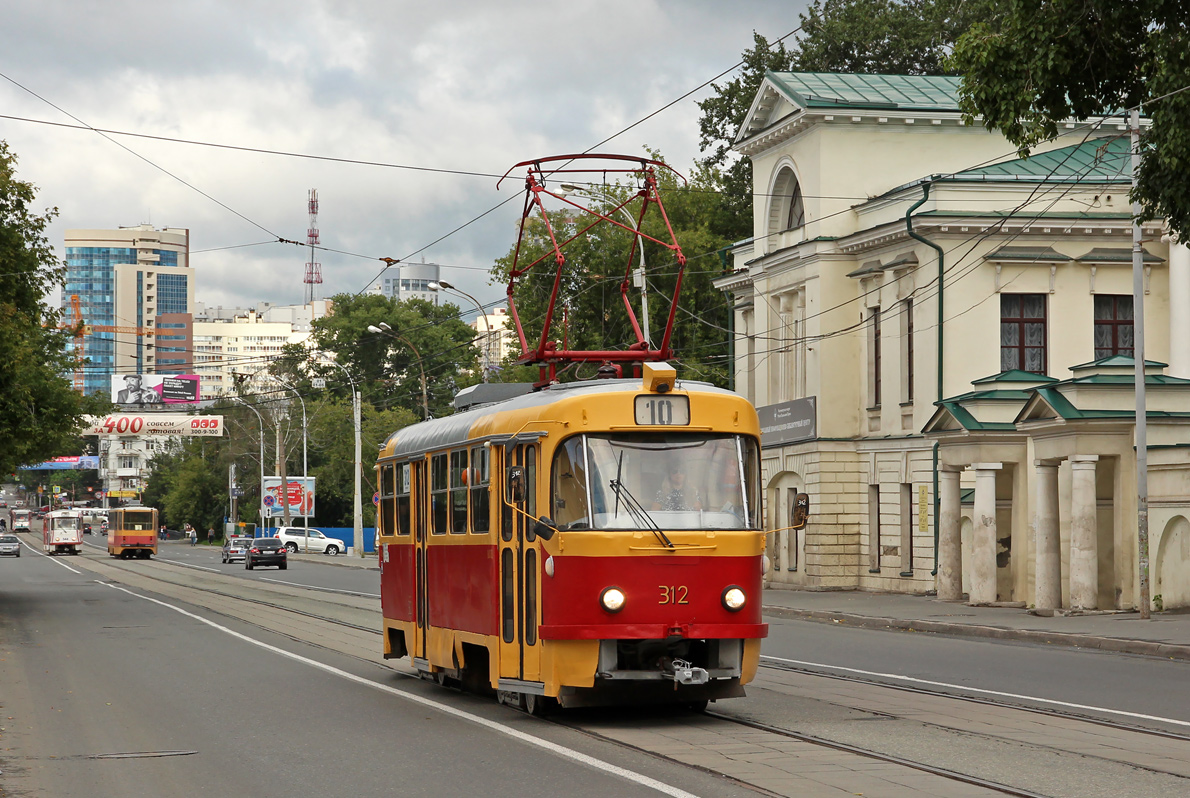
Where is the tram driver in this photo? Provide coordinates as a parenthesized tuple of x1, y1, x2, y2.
(651, 461, 702, 511)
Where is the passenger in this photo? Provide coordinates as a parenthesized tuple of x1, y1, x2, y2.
(651, 462, 702, 511)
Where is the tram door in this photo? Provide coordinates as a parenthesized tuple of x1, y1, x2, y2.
(413, 458, 429, 660)
(498, 444, 541, 682)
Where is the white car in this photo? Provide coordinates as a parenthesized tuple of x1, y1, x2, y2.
(273, 527, 346, 555)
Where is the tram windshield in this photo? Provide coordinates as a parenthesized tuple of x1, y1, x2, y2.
(51, 516, 81, 530)
(551, 433, 761, 531)
(121, 510, 156, 531)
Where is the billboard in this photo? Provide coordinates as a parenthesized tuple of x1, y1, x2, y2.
(21, 455, 101, 470)
(757, 397, 818, 448)
(262, 477, 316, 518)
(83, 414, 224, 437)
(111, 374, 201, 406)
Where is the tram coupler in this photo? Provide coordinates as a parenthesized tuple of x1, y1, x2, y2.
(667, 658, 709, 686)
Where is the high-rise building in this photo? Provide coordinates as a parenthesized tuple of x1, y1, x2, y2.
(65, 225, 193, 395)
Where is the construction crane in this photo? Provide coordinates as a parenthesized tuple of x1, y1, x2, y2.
(67, 295, 156, 393)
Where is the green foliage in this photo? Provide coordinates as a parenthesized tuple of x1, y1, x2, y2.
(491, 155, 735, 386)
(303, 293, 479, 418)
(0, 141, 110, 475)
(950, 0, 1190, 236)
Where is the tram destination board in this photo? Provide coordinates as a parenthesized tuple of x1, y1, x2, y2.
(83, 414, 224, 437)
(634, 395, 689, 426)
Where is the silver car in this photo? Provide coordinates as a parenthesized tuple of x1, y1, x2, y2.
(221, 536, 253, 564)
(0, 534, 20, 557)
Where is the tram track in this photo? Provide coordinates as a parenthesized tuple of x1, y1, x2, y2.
(56, 542, 1190, 796)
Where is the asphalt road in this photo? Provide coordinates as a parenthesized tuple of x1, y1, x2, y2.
(0, 543, 752, 798)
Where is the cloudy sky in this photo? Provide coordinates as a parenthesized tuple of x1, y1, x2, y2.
(1, 1, 807, 316)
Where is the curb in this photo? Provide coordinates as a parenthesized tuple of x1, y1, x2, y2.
(762, 605, 1190, 662)
(287, 552, 380, 571)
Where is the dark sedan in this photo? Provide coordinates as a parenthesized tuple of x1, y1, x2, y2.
(245, 537, 287, 570)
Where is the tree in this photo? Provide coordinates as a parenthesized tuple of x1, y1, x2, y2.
(950, 0, 1190, 237)
(696, 2, 1001, 242)
(0, 141, 109, 474)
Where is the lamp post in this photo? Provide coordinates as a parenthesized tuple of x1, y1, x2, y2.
(367, 322, 430, 418)
(429, 280, 493, 381)
(560, 183, 650, 344)
(232, 396, 265, 535)
(273, 377, 309, 553)
(315, 353, 363, 558)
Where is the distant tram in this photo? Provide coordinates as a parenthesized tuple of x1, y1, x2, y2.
(42, 509, 84, 555)
(107, 507, 159, 559)
(376, 364, 768, 712)
(11, 509, 33, 532)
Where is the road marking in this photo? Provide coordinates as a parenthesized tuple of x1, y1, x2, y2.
(21, 540, 82, 574)
(260, 577, 379, 598)
(101, 582, 700, 798)
(155, 558, 222, 573)
(763, 654, 1190, 728)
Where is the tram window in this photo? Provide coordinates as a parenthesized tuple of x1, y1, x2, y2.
(525, 447, 537, 542)
(743, 437, 762, 527)
(501, 548, 515, 643)
(525, 548, 537, 646)
(430, 453, 448, 535)
(552, 436, 590, 529)
(379, 464, 396, 538)
(450, 450, 468, 534)
(470, 446, 490, 533)
(396, 463, 411, 535)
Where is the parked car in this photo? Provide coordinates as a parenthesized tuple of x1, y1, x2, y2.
(245, 538, 287, 570)
(0, 534, 20, 557)
(221, 536, 253, 564)
(273, 527, 346, 555)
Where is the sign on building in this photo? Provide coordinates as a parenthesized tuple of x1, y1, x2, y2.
(756, 397, 818, 448)
(83, 414, 224, 437)
(21, 456, 101, 470)
(111, 374, 201, 406)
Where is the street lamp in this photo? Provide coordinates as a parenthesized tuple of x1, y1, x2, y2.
(231, 396, 266, 535)
(273, 377, 310, 552)
(560, 183, 650, 344)
(315, 353, 363, 558)
(429, 280, 493, 381)
(367, 322, 430, 418)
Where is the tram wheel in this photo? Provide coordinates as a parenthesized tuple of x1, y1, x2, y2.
(524, 693, 556, 717)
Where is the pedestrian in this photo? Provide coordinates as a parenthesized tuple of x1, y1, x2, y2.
(186, 523, 196, 546)
(207, 526, 215, 545)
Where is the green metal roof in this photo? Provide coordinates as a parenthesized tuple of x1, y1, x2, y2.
(1078, 247, 1164, 264)
(972, 370, 1059, 386)
(985, 246, 1071, 262)
(767, 72, 961, 111)
(954, 136, 1130, 181)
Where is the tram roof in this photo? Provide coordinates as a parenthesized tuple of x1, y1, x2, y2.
(383, 377, 735, 459)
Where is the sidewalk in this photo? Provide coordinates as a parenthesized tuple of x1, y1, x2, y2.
(761, 586, 1190, 661)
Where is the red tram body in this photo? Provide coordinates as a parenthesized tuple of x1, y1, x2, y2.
(376, 366, 768, 710)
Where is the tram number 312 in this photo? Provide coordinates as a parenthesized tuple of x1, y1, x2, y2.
(659, 585, 690, 605)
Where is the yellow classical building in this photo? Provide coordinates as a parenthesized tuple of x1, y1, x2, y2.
(716, 73, 1190, 611)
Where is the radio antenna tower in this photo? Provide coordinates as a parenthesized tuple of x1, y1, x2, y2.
(304, 188, 322, 304)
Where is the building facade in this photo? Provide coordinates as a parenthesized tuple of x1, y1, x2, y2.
(65, 225, 193, 395)
(716, 72, 1190, 610)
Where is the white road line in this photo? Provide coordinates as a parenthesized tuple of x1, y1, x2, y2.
(260, 577, 379, 598)
(155, 558, 222, 573)
(763, 654, 1190, 728)
(21, 540, 82, 574)
(101, 581, 700, 798)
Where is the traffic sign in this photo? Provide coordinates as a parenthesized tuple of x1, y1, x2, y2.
(262, 495, 276, 507)
(373, 491, 380, 506)
(230, 488, 244, 498)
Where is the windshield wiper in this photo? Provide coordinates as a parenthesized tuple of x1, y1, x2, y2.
(608, 476, 674, 549)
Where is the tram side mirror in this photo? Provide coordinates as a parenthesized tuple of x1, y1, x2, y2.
(790, 493, 810, 530)
(507, 466, 527, 504)
(533, 516, 557, 541)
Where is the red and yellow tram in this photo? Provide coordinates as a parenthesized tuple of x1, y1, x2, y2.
(107, 506, 158, 559)
(376, 363, 767, 710)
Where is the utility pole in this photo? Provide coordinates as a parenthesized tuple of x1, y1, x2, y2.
(1131, 107, 1151, 619)
(229, 462, 237, 532)
(275, 412, 291, 527)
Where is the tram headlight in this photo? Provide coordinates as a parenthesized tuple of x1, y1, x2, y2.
(545, 556, 555, 577)
(721, 586, 746, 612)
(600, 586, 626, 613)
(762, 555, 771, 575)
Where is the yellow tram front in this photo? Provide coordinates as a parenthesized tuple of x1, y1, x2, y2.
(376, 366, 767, 710)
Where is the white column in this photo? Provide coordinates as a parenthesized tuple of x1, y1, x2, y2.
(937, 467, 963, 600)
(1069, 456, 1100, 610)
(1034, 460, 1062, 610)
(1167, 239, 1190, 378)
(969, 463, 1002, 605)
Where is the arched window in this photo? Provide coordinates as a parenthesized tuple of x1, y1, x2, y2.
(768, 166, 805, 234)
